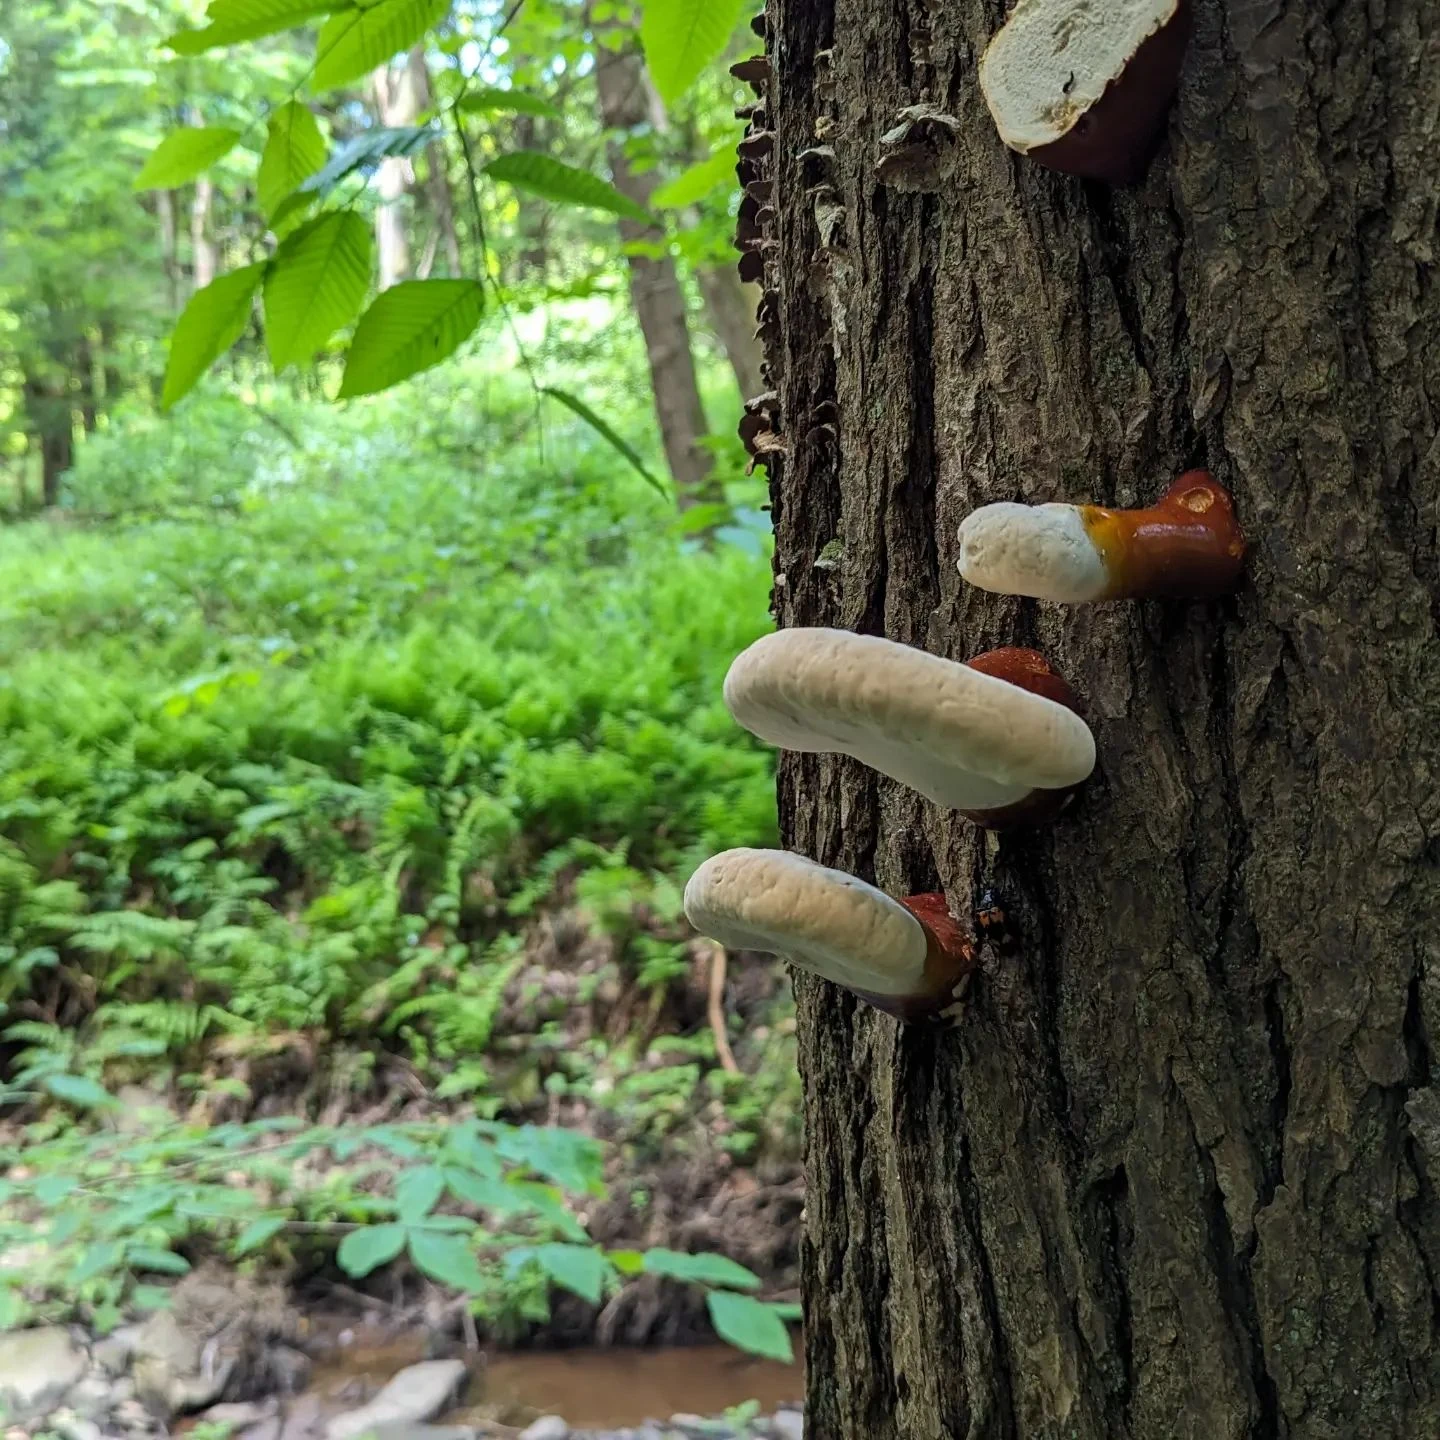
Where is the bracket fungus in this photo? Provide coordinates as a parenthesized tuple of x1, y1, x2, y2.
(684, 849, 977, 1024)
(979, 0, 1192, 184)
(723, 629, 1094, 828)
(957, 470, 1246, 603)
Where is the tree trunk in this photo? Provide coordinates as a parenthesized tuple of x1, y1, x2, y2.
(24, 375, 73, 507)
(156, 189, 180, 312)
(371, 57, 417, 289)
(409, 48, 462, 278)
(189, 110, 217, 290)
(758, 3, 1440, 1437)
(698, 266, 766, 404)
(594, 41, 715, 504)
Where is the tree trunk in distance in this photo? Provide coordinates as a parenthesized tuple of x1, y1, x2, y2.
(24, 375, 73, 507)
(407, 47, 462, 277)
(698, 266, 765, 403)
(189, 109, 217, 290)
(371, 55, 418, 289)
(594, 41, 715, 505)
(755, 2, 1440, 1437)
(156, 190, 179, 312)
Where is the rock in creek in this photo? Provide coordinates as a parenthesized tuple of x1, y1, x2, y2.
(325, 1360, 470, 1440)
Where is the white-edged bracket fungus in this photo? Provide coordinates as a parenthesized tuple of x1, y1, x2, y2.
(723, 629, 1095, 829)
(683, 848, 977, 1024)
(979, 0, 1192, 185)
(957, 469, 1247, 603)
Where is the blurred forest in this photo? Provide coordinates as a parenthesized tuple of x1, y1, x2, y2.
(0, 0, 802, 1372)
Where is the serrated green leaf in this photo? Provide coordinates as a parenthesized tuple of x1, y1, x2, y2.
(41, 1073, 118, 1109)
(706, 1290, 794, 1363)
(264, 211, 372, 369)
(259, 102, 327, 218)
(128, 1246, 192, 1276)
(456, 87, 560, 119)
(523, 1243, 612, 1306)
(395, 1165, 446, 1223)
(337, 1222, 407, 1278)
(161, 263, 265, 410)
(165, 0, 337, 54)
(486, 152, 655, 228)
(640, 0, 749, 105)
(234, 1216, 288, 1256)
(337, 279, 483, 399)
(652, 148, 737, 209)
(540, 387, 668, 499)
(407, 1229, 487, 1292)
(301, 126, 437, 197)
(134, 127, 242, 191)
(642, 1248, 762, 1291)
(311, 0, 449, 92)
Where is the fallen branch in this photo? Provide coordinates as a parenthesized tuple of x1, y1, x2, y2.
(707, 943, 740, 1075)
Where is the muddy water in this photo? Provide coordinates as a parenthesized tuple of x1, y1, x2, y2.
(308, 1337, 804, 1429)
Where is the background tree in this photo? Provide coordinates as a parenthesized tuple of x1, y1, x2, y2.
(757, 1, 1440, 1435)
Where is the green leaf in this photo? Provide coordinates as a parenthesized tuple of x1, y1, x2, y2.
(607, 1249, 646, 1277)
(264, 211, 372, 369)
(302, 127, 436, 197)
(395, 1165, 446, 1223)
(71, 1242, 125, 1285)
(640, 0, 749, 105)
(165, 0, 337, 54)
(485, 152, 654, 228)
(493, 1124, 605, 1195)
(444, 1167, 528, 1215)
(259, 102, 327, 218)
(706, 1291, 794, 1363)
(522, 1243, 612, 1306)
(540, 387, 667, 499)
(337, 280, 484, 400)
(652, 149, 737, 209)
(642, 1248, 762, 1291)
(337, 1222, 407, 1278)
(457, 87, 561, 119)
(134, 127, 242, 191)
(161, 263, 266, 410)
(127, 1246, 192, 1276)
(311, 0, 450, 92)
(41, 1073, 118, 1109)
(407, 1229, 487, 1293)
(234, 1217, 288, 1257)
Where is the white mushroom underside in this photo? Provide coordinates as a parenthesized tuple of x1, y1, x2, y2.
(979, 0, 1181, 152)
(724, 629, 1095, 810)
(957, 501, 1110, 603)
(684, 848, 929, 997)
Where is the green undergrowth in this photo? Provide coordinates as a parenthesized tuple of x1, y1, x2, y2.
(0, 361, 795, 1342)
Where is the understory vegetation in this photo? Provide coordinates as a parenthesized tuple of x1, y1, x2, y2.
(0, 353, 798, 1356)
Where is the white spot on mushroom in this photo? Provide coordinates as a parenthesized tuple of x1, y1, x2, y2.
(723, 629, 1095, 812)
(958, 502, 1110, 603)
(683, 848, 929, 997)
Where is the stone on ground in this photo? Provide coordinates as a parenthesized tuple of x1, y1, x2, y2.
(325, 1360, 470, 1440)
(0, 1327, 87, 1420)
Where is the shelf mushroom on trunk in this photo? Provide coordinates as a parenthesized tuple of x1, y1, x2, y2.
(978, 0, 1192, 184)
(957, 470, 1247, 603)
(723, 628, 1095, 828)
(684, 848, 977, 1024)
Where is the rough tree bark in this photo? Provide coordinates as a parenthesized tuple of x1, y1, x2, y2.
(594, 40, 715, 503)
(189, 109, 217, 290)
(753, 2, 1440, 1437)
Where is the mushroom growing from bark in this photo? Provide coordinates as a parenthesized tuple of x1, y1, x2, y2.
(979, 0, 1192, 184)
(683, 848, 976, 1024)
(957, 470, 1246, 603)
(724, 629, 1094, 828)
